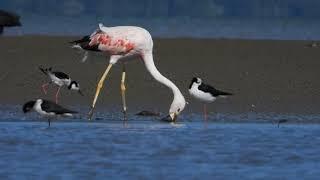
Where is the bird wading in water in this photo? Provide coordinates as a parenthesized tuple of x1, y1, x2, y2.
(189, 77, 233, 121)
(39, 67, 83, 103)
(23, 99, 77, 127)
(70, 23, 186, 122)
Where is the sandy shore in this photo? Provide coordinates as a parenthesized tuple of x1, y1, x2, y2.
(0, 36, 319, 115)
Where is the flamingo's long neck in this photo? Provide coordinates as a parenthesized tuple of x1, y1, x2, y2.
(142, 51, 184, 101)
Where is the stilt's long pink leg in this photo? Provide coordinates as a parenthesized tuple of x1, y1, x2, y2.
(41, 83, 49, 94)
(203, 104, 207, 121)
(55, 86, 61, 104)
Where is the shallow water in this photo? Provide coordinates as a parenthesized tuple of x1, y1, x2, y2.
(0, 106, 319, 179)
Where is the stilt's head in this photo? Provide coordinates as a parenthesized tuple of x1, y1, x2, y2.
(39, 67, 52, 75)
(23, 100, 36, 113)
(68, 81, 84, 96)
(189, 77, 202, 89)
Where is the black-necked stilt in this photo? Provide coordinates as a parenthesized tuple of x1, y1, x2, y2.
(0, 10, 21, 35)
(39, 67, 83, 103)
(305, 42, 319, 48)
(189, 77, 233, 120)
(23, 99, 77, 127)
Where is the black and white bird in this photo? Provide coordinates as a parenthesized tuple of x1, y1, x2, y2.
(189, 77, 233, 120)
(39, 67, 83, 103)
(0, 10, 21, 35)
(23, 99, 77, 127)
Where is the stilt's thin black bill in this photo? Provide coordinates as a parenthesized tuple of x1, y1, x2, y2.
(161, 115, 174, 122)
(79, 90, 84, 96)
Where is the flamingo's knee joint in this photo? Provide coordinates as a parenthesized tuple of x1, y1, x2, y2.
(121, 83, 126, 91)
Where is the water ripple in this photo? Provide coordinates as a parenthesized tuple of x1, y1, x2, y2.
(0, 105, 319, 179)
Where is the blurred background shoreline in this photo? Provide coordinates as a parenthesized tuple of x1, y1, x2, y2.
(2, 18, 320, 40)
(1, 0, 320, 40)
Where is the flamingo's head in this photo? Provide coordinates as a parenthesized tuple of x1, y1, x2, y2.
(161, 92, 186, 123)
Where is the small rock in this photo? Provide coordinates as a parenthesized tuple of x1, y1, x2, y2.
(135, 110, 161, 116)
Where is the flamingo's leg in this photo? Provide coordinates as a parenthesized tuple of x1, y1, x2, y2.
(88, 63, 113, 120)
(120, 64, 127, 121)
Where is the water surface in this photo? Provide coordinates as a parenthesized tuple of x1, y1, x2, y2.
(0, 105, 319, 179)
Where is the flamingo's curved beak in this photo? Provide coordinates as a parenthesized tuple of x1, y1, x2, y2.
(161, 113, 177, 123)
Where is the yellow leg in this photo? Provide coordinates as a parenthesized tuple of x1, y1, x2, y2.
(88, 63, 113, 120)
(121, 65, 127, 121)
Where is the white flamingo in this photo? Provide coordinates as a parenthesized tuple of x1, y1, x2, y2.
(70, 24, 186, 122)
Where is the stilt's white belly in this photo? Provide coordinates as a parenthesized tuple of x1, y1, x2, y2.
(34, 100, 55, 116)
(189, 86, 216, 103)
